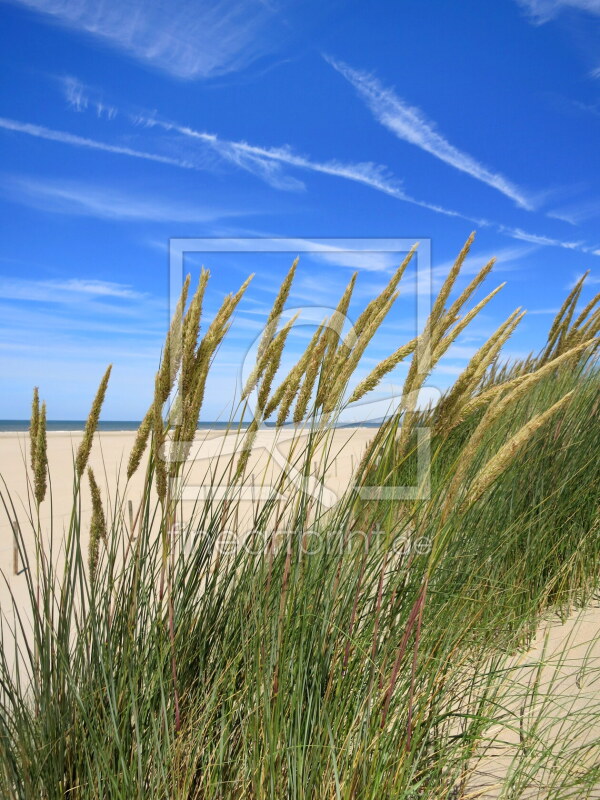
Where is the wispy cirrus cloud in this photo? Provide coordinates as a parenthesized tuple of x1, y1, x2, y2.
(10, 0, 298, 79)
(0, 116, 193, 169)
(498, 225, 586, 250)
(7, 176, 246, 223)
(326, 56, 536, 210)
(62, 75, 117, 118)
(1, 105, 597, 258)
(547, 199, 600, 225)
(3, 99, 481, 223)
(515, 0, 600, 23)
(0, 275, 146, 303)
(134, 111, 492, 221)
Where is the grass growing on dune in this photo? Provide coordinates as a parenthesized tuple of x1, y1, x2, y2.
(0, 234, 599, 798)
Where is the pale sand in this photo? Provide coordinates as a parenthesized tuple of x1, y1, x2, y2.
(0, 428, 375, 618)
(0, 430, 598, 794)
(468, 604, 600, 796)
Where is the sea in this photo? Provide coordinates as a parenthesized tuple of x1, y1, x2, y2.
(0, 420, 381, 433)
(0, 421, 249, 433)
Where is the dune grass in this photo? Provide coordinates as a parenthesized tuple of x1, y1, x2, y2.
(0, 235, 599, 798)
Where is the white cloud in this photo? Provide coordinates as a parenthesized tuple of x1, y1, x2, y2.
(138, 112, 491, 222)
(547, 199, 600, 225)
(13, 0, 293, 79)
(327, 56, 535, 210)
(0, 116, 193, 168)
(499, 225, 586, 250)
(0, 276, 145, 303)
(516, 0, 600, 23)
(7, 176, 244, 223)
(61, 75, 117, 118)
(63, 75, 88, 111)
(2, 105, 596, 259)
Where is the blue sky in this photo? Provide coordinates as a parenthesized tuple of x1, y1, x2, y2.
(0, 0, 599, 420)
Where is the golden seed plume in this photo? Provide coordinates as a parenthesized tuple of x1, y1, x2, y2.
(573, 291, 600, 331)
(352, 245, 417, 342)
(581, 309, 600, 339)
(433, 282, 507, 364)
(270, 321, 325, 426)
(461, 391, 574, 512)
(429, 232, 476, 332)
(317, 273, 358, 406)
(399, 236, 478, 418)
(435, 257, 496, 339)
(435, 308, 524, 426)
(152, 372, 168, 504)
(398, 237, 480, 421)
(293, 331, 328, 423)
(30, 386, 40, 473)
(354, 415, 396, 480)
(325, 292, 399, 414)
(263, 377, 289, 421)
(182, 359, 211, 446)
(169, 273, 253, 460)
(234, 418, 259, 481)
(349, 337, 418, 404)
(442, 338, 596, 519)
(478, 337, 596, 435)
(541, 272, 588, 362)
(126, 407, 152, 480)
(396, 241, 491, 449)
(257, 259, 297, 360)
(193, 274, 254, 378)
(245, 313, 299, 402)
(549, 272, 588, 340)
(448, 372, 530, 428)
(87, 467, 107, 583)
(256, 316, 298, 413)
(75, 365, 112, 478)
(181, 269, 209, 400)
(155, 275, 190, 408)
(34, 401, 47, 506)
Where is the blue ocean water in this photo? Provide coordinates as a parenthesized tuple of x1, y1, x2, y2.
(0, 420, 247, 432)
(0, 420, 381, 432)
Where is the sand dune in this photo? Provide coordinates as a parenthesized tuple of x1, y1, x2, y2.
(1, 429, 599, 795)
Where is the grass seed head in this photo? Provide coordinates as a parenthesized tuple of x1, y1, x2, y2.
(349, 337, 418, 404)
(87, 467, 107, 583)
(30, 386, 40, 473)
(258, 259, 297, 360)
(461, 391, 575, 512)
(429, 232, 476, 332)
(271, 321, 326, 426)
(127, 407, 153, 480)
(76, 365, 112, 478)
(293, 331, 328, 423)
(33, 400, 47, 506)
(256, 315, 298, 413)
(181, 269, 209, 400)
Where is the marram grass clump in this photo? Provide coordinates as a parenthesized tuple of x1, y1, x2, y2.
(1, 233, 599, 799)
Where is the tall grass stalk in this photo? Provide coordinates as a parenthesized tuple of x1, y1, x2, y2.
(0, 236, 599, 798)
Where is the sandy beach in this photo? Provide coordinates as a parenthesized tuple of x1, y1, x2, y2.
(0, 428, 375, 614)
